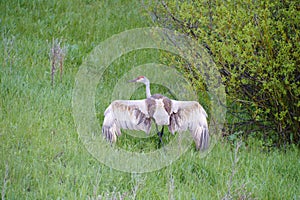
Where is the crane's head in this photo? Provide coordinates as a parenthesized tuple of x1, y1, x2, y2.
(128, 76, 150, 85)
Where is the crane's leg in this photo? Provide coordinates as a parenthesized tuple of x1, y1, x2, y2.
(155, 124, 164, 148)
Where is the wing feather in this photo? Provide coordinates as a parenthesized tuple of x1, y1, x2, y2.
(102, 100, 151, 142)
(169, 100, 209, 150)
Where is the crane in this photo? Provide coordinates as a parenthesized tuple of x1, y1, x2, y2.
(102, 76, 209, 151)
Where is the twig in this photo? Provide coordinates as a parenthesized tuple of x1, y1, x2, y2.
(50, 38, 66, 87)
(160, 0, 197, 37)
(2, 33, 16, 73)
(222, 140, 242, 200)
(2, 163, 9, 200)
(168, 173, 175, 200)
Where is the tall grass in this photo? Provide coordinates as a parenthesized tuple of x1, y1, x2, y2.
(0, 0, 299, 199)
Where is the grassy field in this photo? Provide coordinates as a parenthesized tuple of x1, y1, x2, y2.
(1, 0, 299, 199)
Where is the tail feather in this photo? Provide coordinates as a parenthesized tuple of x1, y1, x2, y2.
(192, 126, 209, 151)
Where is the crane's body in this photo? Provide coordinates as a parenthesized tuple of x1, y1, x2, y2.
(102, 76, 209, 150)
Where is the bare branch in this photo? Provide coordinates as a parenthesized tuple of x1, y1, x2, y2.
(2, 162, 9, 200)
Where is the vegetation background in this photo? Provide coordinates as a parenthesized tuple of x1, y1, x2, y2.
(144, 0, 300, 148)
(0, 0, 299, 199)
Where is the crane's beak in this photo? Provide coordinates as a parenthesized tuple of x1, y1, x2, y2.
(128, 78, 138, 83)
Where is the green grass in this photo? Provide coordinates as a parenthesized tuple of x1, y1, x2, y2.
(1, 0, 299, 199)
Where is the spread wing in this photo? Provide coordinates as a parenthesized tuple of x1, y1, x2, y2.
(168, 100, 209, 150)
(102, 100, 151, 142)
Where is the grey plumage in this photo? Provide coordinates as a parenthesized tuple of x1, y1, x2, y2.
(102, 76, 209, 150)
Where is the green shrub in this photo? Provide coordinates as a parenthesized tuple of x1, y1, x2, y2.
(145, 0, 300, 147)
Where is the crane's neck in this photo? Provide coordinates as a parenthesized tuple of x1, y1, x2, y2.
(144, 81, 151, 98)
